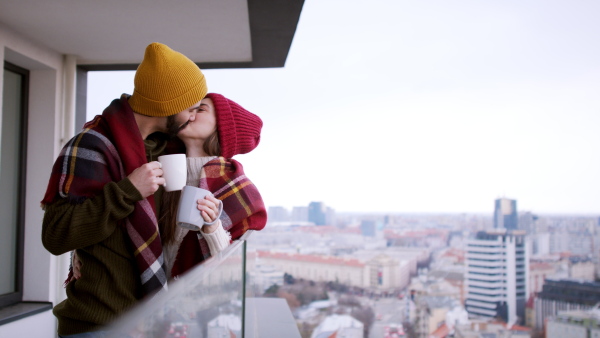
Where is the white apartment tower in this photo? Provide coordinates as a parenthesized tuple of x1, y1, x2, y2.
(465, 230, 529, 325)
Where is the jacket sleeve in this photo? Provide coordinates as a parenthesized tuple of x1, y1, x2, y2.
(41, 178, 143, 255)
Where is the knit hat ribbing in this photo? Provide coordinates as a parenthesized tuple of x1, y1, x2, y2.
(129, 43, 207, 117)
(206, 93, 263, 158)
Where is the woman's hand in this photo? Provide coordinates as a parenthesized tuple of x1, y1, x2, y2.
(71, 250, 82, 281)
(197, 195, 221, 226)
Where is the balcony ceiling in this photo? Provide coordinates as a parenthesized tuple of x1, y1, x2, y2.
(0, 0, 303, 69)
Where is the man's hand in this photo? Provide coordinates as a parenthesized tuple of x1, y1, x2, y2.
(127, 161, 165, 198)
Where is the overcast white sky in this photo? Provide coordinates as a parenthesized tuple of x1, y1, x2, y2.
(87, 0, 600, 215)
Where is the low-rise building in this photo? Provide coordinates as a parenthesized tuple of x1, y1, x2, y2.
(529, 262, 555, 294)
(569, 258, 596, 281)
(546, 308, 600, 338)
(257, 251, 368, 287)
(534, 279, 600, 331)
(310, 314, 363, 338)
(256, 249, 417, 291)
(454, 320, 531, 337)
(413, 296, 456, 338)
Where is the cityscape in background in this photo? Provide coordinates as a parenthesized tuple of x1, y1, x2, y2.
(247, 199, 600, 338)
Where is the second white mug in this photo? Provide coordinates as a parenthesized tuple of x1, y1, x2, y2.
(177, 186, 223, 230)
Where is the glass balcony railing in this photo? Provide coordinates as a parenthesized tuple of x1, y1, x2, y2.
(106, 230, 300, 338)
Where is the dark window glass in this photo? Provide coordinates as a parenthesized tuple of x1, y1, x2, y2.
(0, 62, 28, 308)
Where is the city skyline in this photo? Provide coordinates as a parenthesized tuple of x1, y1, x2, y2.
(87, 0, 600, 214)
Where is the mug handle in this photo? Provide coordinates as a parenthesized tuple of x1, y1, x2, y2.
(203, 200, 223, 226)
(156, 161, 166, 189)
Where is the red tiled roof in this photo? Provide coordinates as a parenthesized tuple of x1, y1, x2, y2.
(526, 294, 535, 309)
(294, 225, 361, 235)
(430, 323, 449, 338)
(509, 325, 531, 332)
(493, 320, 532, 332)
(383, 228, 448, 240)
(257, 251, 365, 267)
(529, 262, 554, 270)
(440, 248, 465, 261)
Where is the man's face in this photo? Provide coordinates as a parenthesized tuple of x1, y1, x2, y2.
(165, 100, 202, 136)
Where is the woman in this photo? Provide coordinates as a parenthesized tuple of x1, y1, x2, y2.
(160, 93, 267, 279)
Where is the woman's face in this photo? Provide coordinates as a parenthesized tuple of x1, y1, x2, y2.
(178, 97, 217, 141)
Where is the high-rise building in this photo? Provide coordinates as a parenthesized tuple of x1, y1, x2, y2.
(325, 206, 336, 227)
(465, 229, 529, 325)
(267, 206, 289, 223)
(360, 220, 377, 237)
(291, 206, 308, 222)
(308, 201, 327, 225)
(518, 211, 537, 233)
(494, 198, 518, 230)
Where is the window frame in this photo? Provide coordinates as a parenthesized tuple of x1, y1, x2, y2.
(0, 61, 29, 308)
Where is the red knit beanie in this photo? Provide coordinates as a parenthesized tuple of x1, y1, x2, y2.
(206, 93, 263, 158)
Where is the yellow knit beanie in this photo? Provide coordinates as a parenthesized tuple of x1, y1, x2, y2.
(129, 42, 207, 117)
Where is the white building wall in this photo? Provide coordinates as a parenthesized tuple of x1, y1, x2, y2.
(532, 233, 550, 255)
(546, 321, 588, 338)
(1, 22, 71, 337)
(524, 240, 530, 300)
(261, 257, 367, 287)
(506, 236, 517, 324)
(465, 233, 528, 323)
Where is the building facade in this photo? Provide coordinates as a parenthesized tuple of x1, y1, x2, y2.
(308, 201, 327, 225)
(534, 279, 600, 330)
(256, 251, 413, 290)
(465, 230, 529, 325)
(546, 309, 600, 338)
(494, 198, 518, 230)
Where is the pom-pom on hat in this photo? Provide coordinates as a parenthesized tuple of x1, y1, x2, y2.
(206, 93, 263, 158)
(129, 42, 207, 117)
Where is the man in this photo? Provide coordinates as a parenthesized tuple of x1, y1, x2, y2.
(41, 42, 207, 337)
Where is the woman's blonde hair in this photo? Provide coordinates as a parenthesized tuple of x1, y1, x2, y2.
(160, 129, 221, 245)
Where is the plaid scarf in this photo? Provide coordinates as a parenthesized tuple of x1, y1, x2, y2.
(41, 95, 168, 296)
(171, 157, 267, 277)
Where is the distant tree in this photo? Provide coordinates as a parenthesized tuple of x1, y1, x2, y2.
(281, 279, 329, 306)
(326, 279, 349, 293)
(338, 295, 361, 308)
(402, 321, 416, 338)
(351, 306, 374, 337)
(284, 272, 296, 284)
(264, 284, 280, 297)
(298, 322, 317, 338)
(277, 290, 301, 309)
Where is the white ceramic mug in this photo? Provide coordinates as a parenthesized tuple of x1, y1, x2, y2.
(157, 154, 187, 192)
(177, 186, 223, 230)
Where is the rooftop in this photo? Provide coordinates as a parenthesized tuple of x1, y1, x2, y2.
(257, 251, 365, 267)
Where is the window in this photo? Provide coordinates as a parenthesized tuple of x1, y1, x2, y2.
(0, 62, 28, 308)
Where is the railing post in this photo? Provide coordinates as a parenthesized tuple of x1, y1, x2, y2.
(242, 238, 247, 338)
